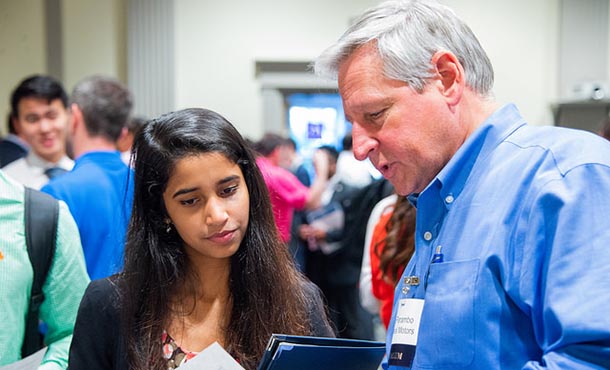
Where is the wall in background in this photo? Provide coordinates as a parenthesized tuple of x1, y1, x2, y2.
(174, 0, 379, 139)
(128, 0, 175, 120)
(559, 0, 608, 100)
(0, 0, 126, 135)
(0, 0, 46, 130)
(445, 0, 559, 127)
(62, 0, 126, 91)
(174, 0, 564, 138)
(1, 0, 609, 138)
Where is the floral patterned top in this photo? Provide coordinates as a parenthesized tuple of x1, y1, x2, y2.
(162, 331, 198, 369)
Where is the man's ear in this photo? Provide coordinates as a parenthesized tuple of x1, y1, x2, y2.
(11, 115, 22, 136)
(70, 103, 82, 133)
(431, 50, 464, 107)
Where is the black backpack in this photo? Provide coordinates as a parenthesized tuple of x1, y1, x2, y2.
(21, 187, 59, 357)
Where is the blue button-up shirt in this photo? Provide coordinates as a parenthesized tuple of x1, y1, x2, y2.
(42, 151, 134, 280)
(384, 104, 610, 369)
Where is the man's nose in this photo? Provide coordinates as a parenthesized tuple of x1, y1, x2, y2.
(351, 123, 377, 161)
(38, 118, 53, 132)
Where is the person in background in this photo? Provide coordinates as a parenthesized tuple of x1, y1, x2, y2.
(315, 0, 610, 368)
(280, 137, 312, 186)
(0, 169, 89, 369)
(3, 75, 73, 189)
(358, 193, 397, 325)
(252, 133, 329, 244)
(42, 75, 134, 280)
(369, 195, 415, 328)
(68, 108, 334, 370)
(0, 113, 29, 167)
(297, 145, 351, 259)
(315, 176, 393, 341)
(116, 115, 148, 166)
(281, 137, 313, 272)
(298, 145, 364, 339)
(334, 133, 377, 188)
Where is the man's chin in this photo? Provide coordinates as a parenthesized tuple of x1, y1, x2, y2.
(388, 179, 422, 197)
(388, 180, 409, 196)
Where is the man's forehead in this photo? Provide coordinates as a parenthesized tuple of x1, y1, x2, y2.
(338, 43, 380, 77)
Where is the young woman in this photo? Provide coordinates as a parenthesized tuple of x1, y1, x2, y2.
(68, 108, 334, 370)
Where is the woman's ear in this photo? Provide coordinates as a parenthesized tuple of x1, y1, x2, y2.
(431, 50, 464, 107)
(11, 115, 22, 136)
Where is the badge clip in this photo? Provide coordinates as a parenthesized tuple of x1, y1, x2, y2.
(403, 276, 420, 286)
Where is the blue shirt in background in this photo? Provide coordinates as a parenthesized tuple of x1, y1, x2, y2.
(42, 151, 134, 280)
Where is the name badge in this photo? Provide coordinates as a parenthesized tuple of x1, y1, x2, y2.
(389, 298, 425, 367)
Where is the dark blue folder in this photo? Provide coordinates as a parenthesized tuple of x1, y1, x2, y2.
(256, 334, 386, 370)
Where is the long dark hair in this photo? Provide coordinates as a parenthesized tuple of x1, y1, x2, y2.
(122, 108, 314, 369)
(375, 195, 416, 284)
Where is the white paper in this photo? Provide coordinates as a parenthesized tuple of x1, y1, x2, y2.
(178, 342, 244, 370)
(0, 347, 46, 370)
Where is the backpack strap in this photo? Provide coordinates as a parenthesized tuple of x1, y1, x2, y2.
(22, 187, 59, 357)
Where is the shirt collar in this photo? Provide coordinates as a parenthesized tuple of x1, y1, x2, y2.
(26, 152, 55, 169)
(26, 152, 74, 171)
(422, 103, 527, 206)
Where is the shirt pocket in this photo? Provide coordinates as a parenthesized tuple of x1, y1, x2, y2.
(415, 258, 479, 369)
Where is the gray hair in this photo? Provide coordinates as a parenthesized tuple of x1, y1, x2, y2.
(314, 0, 494, 97)
(71, 75, 134, 141)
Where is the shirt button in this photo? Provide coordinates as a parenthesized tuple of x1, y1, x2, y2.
(423, 231, 433, 241)
(445, 195, 454, 204)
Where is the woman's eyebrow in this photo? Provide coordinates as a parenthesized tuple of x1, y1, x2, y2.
(217, 175, 240, 186)
(171, 175, 240, 198)
(172, 187, 198, 198)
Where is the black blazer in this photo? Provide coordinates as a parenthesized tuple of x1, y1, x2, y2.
(68, 276, 335, 370)
(0, 139, 27, 167)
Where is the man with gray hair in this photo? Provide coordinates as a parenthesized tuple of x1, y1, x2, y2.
(315, 0, 610, 369)
(42, 75, 134, 280)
